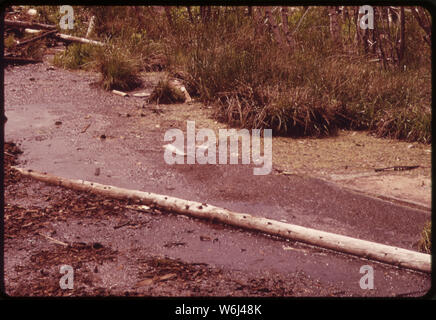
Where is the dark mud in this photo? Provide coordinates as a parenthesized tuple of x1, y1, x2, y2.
(3, 60, 432, 297)
(3, 142, 431, 297)
(4, 62, 431, 251)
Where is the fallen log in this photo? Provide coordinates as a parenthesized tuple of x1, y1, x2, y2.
(13, 167, 432, 273)
(4, 19, 57, 30)
(54, 33, 104, 46)
(15, 30, 57, 46)
(3, 56, 42, 65)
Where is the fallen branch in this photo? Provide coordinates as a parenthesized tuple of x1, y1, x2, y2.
(13, 167, 431, 273)
(80, 123, 92, 133)
(3, 56, 42, 65)
(86, 15, 96, 38)
(38, 232, 69, 247)
(15, 30, 57, 46)
(4, 19, 57, 30)
(54, 33, 104, 46)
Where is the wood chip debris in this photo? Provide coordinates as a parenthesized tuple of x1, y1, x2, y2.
(112, 90, 128, 97)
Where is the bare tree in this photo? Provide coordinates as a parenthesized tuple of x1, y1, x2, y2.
(397, 7, 406, 64)
(328, 6, 341, 49)
(280, 7, 295, 48)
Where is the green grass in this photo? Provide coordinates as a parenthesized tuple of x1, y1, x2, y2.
(53, 43, 97, 70)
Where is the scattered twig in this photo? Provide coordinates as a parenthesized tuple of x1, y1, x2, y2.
(375, 165, 420, 172)
(113, 221, 131, 229)
(38, 232, 69, 247)
(124, 204, 151, 212)
(81, 123, 92, 133)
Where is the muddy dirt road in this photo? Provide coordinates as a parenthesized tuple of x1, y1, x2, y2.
(3, 61, 432, 297)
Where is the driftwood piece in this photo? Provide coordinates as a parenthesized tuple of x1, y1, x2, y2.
(25, 28, 42, 34)
(13, 167, 431, 273)
(4, 19, 57, 30)
(54, 33, 104, 46)
(112, 90, 128, 97)
(38, 232, 69, 247)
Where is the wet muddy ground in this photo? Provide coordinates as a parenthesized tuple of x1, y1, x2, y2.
(3, 60, 432, 298)
(3, 143, 432, 297)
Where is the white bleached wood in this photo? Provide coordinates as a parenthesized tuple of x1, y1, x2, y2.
(13, 167, 431, 273)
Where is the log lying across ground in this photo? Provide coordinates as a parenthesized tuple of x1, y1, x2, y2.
(54, 33, 104, 46)
(13, 167, 431, 273)
(16, 30, 57, 46)
(3, 56, 42, 65)
(5, 19, 57, 30)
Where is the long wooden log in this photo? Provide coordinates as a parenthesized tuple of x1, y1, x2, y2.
(54, 33, 104, 46)
(13, 167, 431, 273)
(16, 30, 57, 46)
(3, 56, 42, 65)
(5, 19, 56, 30)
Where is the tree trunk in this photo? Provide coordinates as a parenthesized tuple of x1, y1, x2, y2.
(397, 6, 406, 65)
(186, 6, 194, 24)
(164, 6, 173, 28)
(411, 7, 431, 47)
(265, 6, 287, 49)
(328, 6, 341, 49)
(280, 6, 294, 48)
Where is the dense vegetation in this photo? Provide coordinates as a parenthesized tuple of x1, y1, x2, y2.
(35, 6, 432, 143)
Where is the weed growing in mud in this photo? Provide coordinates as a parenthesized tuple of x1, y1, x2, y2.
(94, 45, 142, 91)
(53, 43, 96, 70)
(418, 221, 431, 254)
(149, 79, 186, 104)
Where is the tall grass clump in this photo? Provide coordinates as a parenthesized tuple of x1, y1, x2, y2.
(94, 45, 142, 91)
(53, 43, 97, 70)
(149, 79, 186, 104)
(418, 221, 431, 254)
(164, 7, 431, 142)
